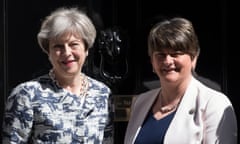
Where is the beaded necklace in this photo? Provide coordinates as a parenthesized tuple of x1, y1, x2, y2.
(49, 69, 89, 97)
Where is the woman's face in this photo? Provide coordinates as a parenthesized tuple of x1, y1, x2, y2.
(48, 33, 87, 77)
(151, 50, 194, 84)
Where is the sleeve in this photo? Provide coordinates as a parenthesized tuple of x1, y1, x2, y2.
(204, 94, 238, 144)
(2, 85, 34, 144)
(102, 92, 114, 144)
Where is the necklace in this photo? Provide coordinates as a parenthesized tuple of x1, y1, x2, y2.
(159, 93, 181, 113)
(159, 105, 178, 113)
(49, 69, 89, 97)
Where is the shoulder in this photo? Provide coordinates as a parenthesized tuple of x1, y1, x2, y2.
(184, 78, 236, 128)
(194, 74, 222, 92)
(85, 74, 111, 94)
(192, 78, 237, 139)
(192, 78, 233, 109)
(133, 88, 159, 106)
(11, 78, 41, 94)
(138, 88, 159, 97)
(9, 74, 53, 98)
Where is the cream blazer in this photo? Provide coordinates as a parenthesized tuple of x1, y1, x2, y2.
(124, 77, 237, 144)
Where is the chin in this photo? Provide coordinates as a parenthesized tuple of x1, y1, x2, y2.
(62, 68, 80, 74)
(163, 74, 179, 82)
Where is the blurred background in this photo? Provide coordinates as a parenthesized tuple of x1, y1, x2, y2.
(1, 0, 238, 143)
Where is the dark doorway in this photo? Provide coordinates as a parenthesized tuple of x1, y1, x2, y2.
(2, 0, 237, 143)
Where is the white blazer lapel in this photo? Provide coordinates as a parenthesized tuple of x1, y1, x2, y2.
(125, 88, 160, 144)
(164, 77, 200, 143)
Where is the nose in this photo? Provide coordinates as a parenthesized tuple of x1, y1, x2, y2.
(163, 54, 174, 65)
(62, 45, 71, 55)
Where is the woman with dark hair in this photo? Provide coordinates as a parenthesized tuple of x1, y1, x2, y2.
(124, 17, 237, 144)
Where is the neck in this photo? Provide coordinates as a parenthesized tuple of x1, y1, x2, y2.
(158, 91, 183, 113)
(49, 69, 88, 96)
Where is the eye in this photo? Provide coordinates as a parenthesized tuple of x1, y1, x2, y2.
(157, 53, 166, 57)
(170, 51, 185, 57)
(70, 43, 79, 46)
(154, 52, 166, 59)
(69, 42, 81, 49)
(153, 51, 185, 59)
(52, 44, 64, 49)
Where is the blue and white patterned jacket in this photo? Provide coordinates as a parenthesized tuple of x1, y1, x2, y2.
(2, 73, 114, 144)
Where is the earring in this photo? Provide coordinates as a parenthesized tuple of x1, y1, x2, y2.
(152, 68, 155, 73)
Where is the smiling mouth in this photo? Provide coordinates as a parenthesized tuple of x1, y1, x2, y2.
(62, 60, 75, 65)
